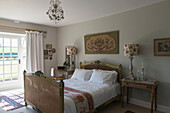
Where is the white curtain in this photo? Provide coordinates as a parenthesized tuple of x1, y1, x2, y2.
(26, 31, 44, 73)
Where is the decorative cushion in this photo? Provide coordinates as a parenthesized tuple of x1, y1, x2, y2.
(71, 68, 93, 81)
(88, 69, 117, 85)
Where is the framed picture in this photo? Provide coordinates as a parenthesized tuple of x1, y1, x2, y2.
(44, 50, 48, 56)
(52, 48, 56, 53)
(44, 55, 48, 59)
(46, 44, 52, 49)
(84, 31, 119, 54)
(154, 38, 170, 56)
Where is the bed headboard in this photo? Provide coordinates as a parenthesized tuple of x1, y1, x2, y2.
(80, 60, 122, 83)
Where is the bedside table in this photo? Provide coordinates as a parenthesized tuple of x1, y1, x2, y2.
(121, 79, 158, 113)
(55, 69, 74, 79)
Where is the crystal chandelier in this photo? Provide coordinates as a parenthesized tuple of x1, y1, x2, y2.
(46, 0, 64, 23)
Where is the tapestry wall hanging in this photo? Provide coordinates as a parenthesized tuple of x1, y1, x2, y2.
(84, 31, 119, 54)
(154, 38, 170, 56)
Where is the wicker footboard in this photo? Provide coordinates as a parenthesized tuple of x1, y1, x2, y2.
(24, 71, 64, 113)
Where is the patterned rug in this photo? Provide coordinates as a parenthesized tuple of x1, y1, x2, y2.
(0, 90, 24, 111)
(125, 110, 135, 113)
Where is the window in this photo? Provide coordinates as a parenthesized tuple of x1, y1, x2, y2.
(0, 32, 26, 89)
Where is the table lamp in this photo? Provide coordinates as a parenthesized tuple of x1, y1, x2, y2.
(124, 44, 139, 79)
(66, 46, 77, 70)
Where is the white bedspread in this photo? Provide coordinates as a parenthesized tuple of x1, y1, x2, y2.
(64, 78, 120, 113)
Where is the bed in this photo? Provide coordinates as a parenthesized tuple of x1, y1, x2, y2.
(24, 61, 122, 113)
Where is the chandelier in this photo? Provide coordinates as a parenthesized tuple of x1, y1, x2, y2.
(46, 0, 64, 23)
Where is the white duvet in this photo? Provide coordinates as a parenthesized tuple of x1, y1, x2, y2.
(64, 78, 120, 113)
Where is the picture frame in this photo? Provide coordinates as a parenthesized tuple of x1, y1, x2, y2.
(52, 48, 56, 53)
(46, 44, 52, 49)
(84, 31, 119, 54)
(44, 50, 48, 56)
(44, 55, 48, 59)
(154, 38, 170, 56)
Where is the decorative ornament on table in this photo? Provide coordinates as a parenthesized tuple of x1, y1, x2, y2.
(63, 61, 70, 69)
(124, 44, 139, 80)
(140, 62, 144, 80)
(136, 70, 140, 81)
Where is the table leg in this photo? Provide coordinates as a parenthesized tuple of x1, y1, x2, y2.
(127, 86, 129, 104)
(151, 87, 155, 113)
(121, 85, 124, 107)
(155, 86, 157, 111)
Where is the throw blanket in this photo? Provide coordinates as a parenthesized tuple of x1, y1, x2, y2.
(64, 87, 94, 113)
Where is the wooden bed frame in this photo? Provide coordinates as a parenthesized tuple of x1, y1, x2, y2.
(24, 61, 122, 113)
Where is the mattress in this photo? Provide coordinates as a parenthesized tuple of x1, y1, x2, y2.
(64, 78, 120, 113)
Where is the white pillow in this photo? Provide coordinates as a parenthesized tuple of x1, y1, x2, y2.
(71, 68, 93, 81)
(89, 69, 118, 85)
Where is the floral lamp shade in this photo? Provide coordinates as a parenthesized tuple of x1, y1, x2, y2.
(66, 46, 77, 55)
(124, 44, 139, 56)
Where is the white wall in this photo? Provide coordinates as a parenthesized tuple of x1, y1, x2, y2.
(0, 18, 58, 76)
(57, 0, 170, 108)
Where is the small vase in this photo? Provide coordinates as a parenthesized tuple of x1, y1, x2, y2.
(136, 70, 140, 81)
(140, 68, 144, 81)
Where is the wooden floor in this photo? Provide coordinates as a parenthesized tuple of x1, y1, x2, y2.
(0, 101, 164, 113)
(96, 101, 164, 113)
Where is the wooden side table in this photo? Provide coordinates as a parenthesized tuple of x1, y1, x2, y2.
(121, 79, 158, 113)
(55, 69, 74, 79)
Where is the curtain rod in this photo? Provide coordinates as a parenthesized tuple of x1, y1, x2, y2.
(0, 25, 47, 33)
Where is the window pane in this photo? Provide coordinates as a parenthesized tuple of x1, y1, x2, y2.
(12, 39, 18, 47)
(21, 38, 26, 48)
(0, 55, 2, 60)
(12, 56, 18, 61)
(12, 60, 18, 64)
(4, 60, 11, 65)
(12, 73, 18, 80)
(4, 65, 11, 74)
(4, 38, 10, 47)
(5, 74, 11, 81)
(0, 57, 3, 65)
(12, 65, 18, 73)
(23, 56, 26, 64)
(0, 38, 3, 47)
(0, 48, 3, 55)
(12, 48, 18, 55)
(4, 56, 10, 61)
(23, 48, 26, 56)
(0, 66, 3, 74)
(4, 48, 10, 55)
(0, 75, 3, 82)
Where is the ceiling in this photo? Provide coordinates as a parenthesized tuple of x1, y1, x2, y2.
(0, 0, 165, 27)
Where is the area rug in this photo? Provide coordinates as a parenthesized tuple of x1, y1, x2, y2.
(125, 110, 135, 113)
(0, 91, 24, 111)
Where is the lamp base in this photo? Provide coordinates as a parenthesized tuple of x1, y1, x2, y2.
(127, 56, 135, 80)
(126, 74, 135, 80)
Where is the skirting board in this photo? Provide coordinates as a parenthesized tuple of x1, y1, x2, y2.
(124, 96, 170, 113)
